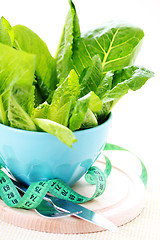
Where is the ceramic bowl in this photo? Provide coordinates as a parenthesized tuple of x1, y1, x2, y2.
(0, 113, 112, 186)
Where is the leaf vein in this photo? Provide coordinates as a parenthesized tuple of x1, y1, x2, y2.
(111, 36, 137, 49)
(103, 53, 132, 69)
(95, 38, 106, 54)
(102, 26, 121, 68)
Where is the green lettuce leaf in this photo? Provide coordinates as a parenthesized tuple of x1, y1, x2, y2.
(34, 118, 77, 147)
(73, 22, 144, 76)
(51, 69, 80, 104)
(0, 43, 36, 130)
(48, 94, 75, 127)
(55, 0, 80, 80)
(0, 17, 14, 46)
(97, 65, 154, 123)
(69, 91, 102, 131)
(81, 109, 98, 129)
(89, 91, 103, 113)
(96, 71, 114, 98)
(112, 65, 154, 91)
(31, 102, 49, 119)
(47, 70, 80, 126)
(69, 94, 90, 131)
(13, 25, 57, 98)
(79, 55, 103, 97)
(8, 88, 37, 131)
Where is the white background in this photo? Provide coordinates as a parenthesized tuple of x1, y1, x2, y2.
(0, 0, 160, 182)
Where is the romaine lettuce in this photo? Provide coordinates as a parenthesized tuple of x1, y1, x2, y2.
(0, 1, 154, 147)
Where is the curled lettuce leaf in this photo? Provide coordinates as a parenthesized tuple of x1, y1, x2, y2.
(34, 118, 77, 147)
(81, 109, 98, 129)
(69, 91, 102, 131)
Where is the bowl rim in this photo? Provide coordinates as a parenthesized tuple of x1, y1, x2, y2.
(0, 112, 112, 136)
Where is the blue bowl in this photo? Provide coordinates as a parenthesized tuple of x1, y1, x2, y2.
(0, 113, 112, 186)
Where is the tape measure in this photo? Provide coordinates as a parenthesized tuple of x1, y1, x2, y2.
(0, 143, 147, 210)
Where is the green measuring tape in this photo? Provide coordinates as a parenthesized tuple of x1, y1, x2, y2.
(0, 143, 147, 210)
